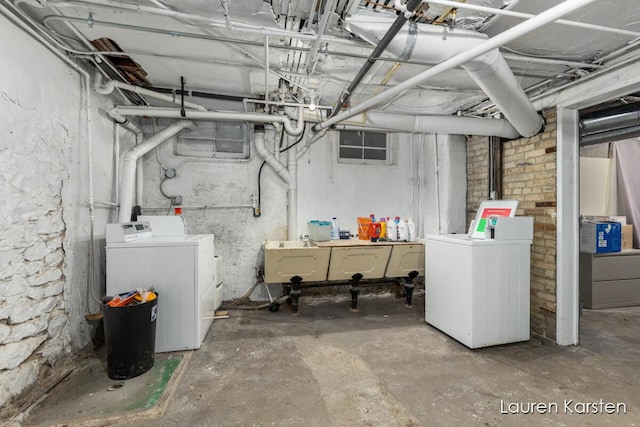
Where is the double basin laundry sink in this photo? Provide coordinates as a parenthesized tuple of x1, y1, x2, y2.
(263, 239, 424, 284)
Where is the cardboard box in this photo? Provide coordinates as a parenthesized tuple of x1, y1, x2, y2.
(582, 215, 627, 225)
(579, 221, 622, 253)
(622, 224, 634, 250)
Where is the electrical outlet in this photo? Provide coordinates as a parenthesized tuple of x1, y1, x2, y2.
(171, 196, 182, 205)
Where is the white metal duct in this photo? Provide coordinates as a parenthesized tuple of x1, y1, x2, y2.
(345, 10, 545, 137)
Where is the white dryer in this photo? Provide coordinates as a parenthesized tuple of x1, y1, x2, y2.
(106, 217, 216, 353)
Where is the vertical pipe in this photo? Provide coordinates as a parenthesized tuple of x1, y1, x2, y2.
(265, 35, 269, 101)
(119, 120, 194, 223)
(114, 124, 120, 220)
(136, 157, 144, 207)
(287, 133, 298, 241)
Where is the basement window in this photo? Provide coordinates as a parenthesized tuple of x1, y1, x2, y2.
(338, 130, 390, 165)
(176, 122, 250, 159)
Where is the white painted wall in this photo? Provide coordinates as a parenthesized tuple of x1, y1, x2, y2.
(0, 14, 128, 411)
(141, 125, 468, 300)
(422, 134, 468, 236)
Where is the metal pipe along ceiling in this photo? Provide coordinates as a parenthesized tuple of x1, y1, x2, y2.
(580, 103, 640, 145)
(580, 104, 640, 135)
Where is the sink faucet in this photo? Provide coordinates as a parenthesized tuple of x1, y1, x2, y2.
(279, 241, 284, 248)
(301, 235, 310, 247)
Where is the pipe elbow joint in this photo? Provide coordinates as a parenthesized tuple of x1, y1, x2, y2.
(282, 107, 305, 136)
(93, 72, 115, 95)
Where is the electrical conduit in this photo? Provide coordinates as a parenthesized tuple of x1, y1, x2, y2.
(118, 120, 195, 222)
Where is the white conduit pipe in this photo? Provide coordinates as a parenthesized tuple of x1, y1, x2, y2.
(109, 106, 305, 136)
(345, 16, 543, 137)
(319, 0, 597, 133)
(94, 72, 207, 111)
(118, 120, 195, 222)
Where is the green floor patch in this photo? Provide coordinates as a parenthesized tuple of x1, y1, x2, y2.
(21, 353, 187, 426)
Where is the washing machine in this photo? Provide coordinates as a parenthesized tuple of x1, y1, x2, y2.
(105, 217, 216, 353)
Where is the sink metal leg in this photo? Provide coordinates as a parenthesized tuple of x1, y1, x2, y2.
(349, 273, 363, 312)
(402, 270, 419, 308)
(289, 276, 303, 316)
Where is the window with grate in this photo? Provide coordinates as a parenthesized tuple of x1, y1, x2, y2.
(338, 130, 390, 165)
(176, 121, 250, 159)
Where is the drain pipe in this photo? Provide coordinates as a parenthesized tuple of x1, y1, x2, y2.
(328, 0, 422, 119)
(254, 126, 299, 240)
(315, 0, 596, 133)
(118, 120, 195, 222)
(286, 133, 299, 241)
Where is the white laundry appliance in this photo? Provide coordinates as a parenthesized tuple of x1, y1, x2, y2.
(106, 216, 216, 353)
(425, 201, 533, 349)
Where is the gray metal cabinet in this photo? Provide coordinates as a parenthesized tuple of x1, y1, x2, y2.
(580, 249, 640, 309)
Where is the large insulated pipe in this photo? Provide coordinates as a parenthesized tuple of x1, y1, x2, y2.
(118, 120, 195, 222)
(344, 13, 544, 137)
(315, 0, 598, 134)
(364, 112, 520, 139)
(303, 108, 519, 137)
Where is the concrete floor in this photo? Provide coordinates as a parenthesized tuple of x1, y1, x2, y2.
(12, 292, 640, 426)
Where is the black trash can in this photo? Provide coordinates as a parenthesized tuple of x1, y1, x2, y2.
(101, 292, 158, 380)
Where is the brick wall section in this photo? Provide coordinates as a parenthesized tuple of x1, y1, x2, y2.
(466, 109, 558, 341)
(466, 136, 490, 226)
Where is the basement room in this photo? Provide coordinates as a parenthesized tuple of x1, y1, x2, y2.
(1, 0, 640, 425)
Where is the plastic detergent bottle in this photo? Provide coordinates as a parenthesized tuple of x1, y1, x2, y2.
(331, 217, 340, 240)
(398, 219, 409, 241)
(387, 217, 397, 241)
(407, 218, 416, 242)
(379, 217, 387, 240)
(394, 216, 401, 240)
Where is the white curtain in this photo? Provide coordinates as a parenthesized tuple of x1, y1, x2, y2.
(614, 138, 640, 248)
